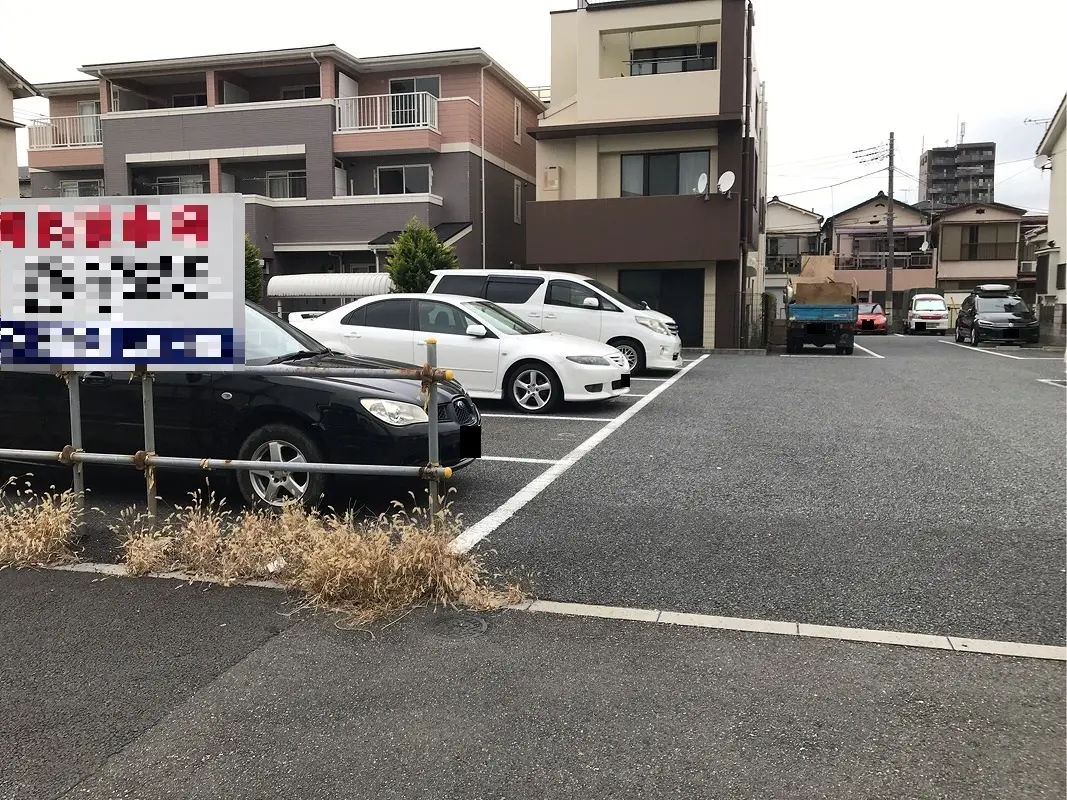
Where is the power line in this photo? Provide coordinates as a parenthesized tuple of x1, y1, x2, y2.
(774, 168, 887, 198)
(769, 144, 886, 169)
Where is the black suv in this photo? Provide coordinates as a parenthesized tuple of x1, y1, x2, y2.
(954, 284, 1040, 346)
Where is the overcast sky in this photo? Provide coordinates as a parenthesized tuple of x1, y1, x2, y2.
(5, 0, 1065, 215)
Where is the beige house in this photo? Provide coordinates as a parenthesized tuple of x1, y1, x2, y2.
(526, 0, 767, 349)
(1035, 94, 1065, 318)
(820, 191, 935, 307)
(0, 57, 39, 198)
(764, 196, 822, 295)
(933, 202, 1025, 306)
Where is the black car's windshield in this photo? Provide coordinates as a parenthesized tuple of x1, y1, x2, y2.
(463, 300, 542, 335)
(587, 280, 644, 310)
(858, 304, 884, 314)
(244, 304, 328, 364)
(976, 296, 1030, 315)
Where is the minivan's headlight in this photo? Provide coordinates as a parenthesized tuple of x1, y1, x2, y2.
(567, 355, 611, 366)
(635, 316, 671, 336)
(360, 398, 429, 426)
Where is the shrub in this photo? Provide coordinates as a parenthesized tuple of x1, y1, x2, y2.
(385, 218, 459, 293)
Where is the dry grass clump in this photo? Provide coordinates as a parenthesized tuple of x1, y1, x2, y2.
(116, 491, 523, 623)
(0, 476, 81, 568)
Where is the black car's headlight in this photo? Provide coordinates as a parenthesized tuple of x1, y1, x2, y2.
(360, 398, 429, 426)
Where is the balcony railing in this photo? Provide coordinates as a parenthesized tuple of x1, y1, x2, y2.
(764, 255, 809, 275)
(954, 242, 1019, 262)
(335, 93, 439, 132)
(834, 252, 934, 270)
(27, 115, 103, 149)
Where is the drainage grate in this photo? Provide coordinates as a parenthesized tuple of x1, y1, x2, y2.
(429, 611, 488, 641)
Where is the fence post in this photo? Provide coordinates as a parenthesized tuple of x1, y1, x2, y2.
(66, 373, 85, 517)
(139, 370, 158, 522)
(425, 338, 440, 527)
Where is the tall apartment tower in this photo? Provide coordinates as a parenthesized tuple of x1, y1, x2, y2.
(917, 142, 996, 207)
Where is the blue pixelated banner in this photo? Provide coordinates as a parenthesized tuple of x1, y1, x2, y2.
(0, 321, 243, 367)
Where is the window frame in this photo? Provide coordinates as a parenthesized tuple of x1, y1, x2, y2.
(280, 84, 321, 101)
(375, 164, 433, 195)
(388, 75, 442, 99)
(152, 175, 204, 196)
(545, 279, 615, 311)
(620, 149, 711, 197)
(513, 178, 523, 224)
(416, 299, 484, 337)
(171, 92, 208, 108)
(264, 169, 308, 199)
(513, 97, 523, 144)
(59, 178, 104, 198)
(629, 43, 717, 76)
(485, 276, 543, 305)
(433, 274, 488, 298)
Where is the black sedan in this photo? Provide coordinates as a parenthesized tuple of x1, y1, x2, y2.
(954, 285, 1041, 346)
(0, 303, 481, 508)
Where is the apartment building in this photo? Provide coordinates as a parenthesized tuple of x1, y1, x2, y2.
(25, 45, 544, 302)
(1, 57, 39, 198)
(525, 0, 767, 349)
(917, 142, 996, 208)
(821, 191, 935, 310)
(763, 196, 822, 295)
(931, 202, 1024, 308)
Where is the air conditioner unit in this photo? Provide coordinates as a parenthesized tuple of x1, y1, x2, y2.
(1020, 260, 1037, 273)
(543, 165, 560, 192)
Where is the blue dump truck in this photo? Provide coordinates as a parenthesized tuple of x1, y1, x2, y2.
(784, 280, 858, 355)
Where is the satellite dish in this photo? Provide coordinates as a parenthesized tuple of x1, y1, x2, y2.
(1034, 154, 1051, 169)
(920, 240, 930, 253)
(717, 171, 736, 194)
(697, 173, 709, 195)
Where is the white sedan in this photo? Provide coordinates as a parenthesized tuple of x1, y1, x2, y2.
(290, 293, 631, 414)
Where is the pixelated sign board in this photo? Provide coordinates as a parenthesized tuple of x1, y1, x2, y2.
(0, 196, 244, 372)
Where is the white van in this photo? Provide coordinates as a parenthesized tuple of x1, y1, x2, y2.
(904, 292, 950, 335)
(426, 269, 683, 373)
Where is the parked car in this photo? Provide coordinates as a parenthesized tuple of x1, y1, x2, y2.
(856, 303, 889, 335)
(904, 293, 949, 335)
(425, 269, 682, 374)
(290, 293, 631, 414)
(954, 284, 1040, 346)
(0, 302, 481, 508)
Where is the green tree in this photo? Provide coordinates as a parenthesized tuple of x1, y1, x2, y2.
(385, 217, 459, 293)
(244, 235, 264, 303)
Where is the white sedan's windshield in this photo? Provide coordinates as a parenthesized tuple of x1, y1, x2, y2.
(463, 301, 542, 336)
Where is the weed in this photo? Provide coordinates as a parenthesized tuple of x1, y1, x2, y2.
(0, 477, 81, 568)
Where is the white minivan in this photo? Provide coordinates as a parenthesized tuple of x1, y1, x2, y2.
(904, 292, 950, 335)
(426, 269, 683, 373)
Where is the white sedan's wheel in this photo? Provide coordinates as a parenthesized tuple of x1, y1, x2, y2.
(507, 364, 561, 414)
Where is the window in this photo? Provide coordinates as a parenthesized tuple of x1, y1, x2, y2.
(1057, 263, 1067, 291)
(434, 274, 487, 297)
(976, 296, 1029, 315)
(244, 305, 327, 365)
(376, 165, 431, 195)
(513, 179, 523, 224)
(858, 304, 885, 315)
(547, 280, 603, 309)
(621, 150, 710, 197)
(958, 223, 1017, 261)
(280, 85, 320, 100)
(389, 76, 441, 98)
(59, 179, 103, 198)
(461, 301, 541, 336)
(266, 170, 307, 199)
(153, 175, 204, 195)
(172, 93, 207, 108)
(914, 299, 946, 311)
(513, 98, 523, 144)
(418, 300, 478, 336)
(340, 306, 365, 326)
(630, 43, 717, 76)
(485, 277, 543, 304)
(362, 299, 412, 330)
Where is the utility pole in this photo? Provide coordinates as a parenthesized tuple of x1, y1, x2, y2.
(885, 131, 895, 330)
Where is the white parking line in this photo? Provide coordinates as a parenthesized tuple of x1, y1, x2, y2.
(450, 355, 709, 553)
(481, 413, 609, 423)
(479, 456, 562, 465)
(894, 333, 906, 337)
(940, 341, 1064, 360)
(509, 599, 1067, 662)
(1036, 379, 1067, 388)
(852, 342, 885, 359)
(631, 377, 670, 382)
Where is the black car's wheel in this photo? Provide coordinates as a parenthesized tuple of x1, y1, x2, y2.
(969, 326, 980, 346)
(506, 362, 562, 414)
(609, 338, 645, 374)
(955, 326, 964, 342)
(236, 423, 326, 509)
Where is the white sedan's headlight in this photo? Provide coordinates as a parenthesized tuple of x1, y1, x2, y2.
(566, 355, 612, 366)
(636, 316, 671, 336)
(360, 398, 429, 426)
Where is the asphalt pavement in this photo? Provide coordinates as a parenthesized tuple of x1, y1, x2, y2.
(2, 333, 1064, 798)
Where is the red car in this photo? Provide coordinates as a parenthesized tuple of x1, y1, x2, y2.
(857, 303, 889, 335)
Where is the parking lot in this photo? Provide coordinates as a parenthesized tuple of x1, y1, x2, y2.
(3, 332, 1065, 799)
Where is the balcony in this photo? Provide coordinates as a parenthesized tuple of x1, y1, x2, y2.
(955, 242, 1019, 262)
(764, 255, 806, 275)
(26, 115, 105, 170)
(526, 195, 739, 265)
(834, 252, 934, 270)
(333, 93, 442, 155)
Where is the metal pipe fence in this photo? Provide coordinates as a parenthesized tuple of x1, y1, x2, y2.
(0, 338, 453, 529)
